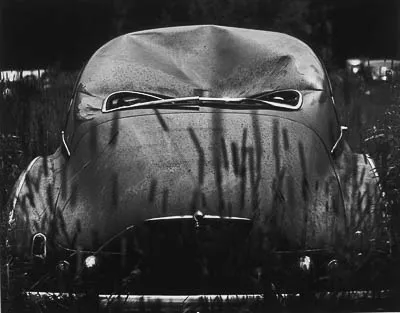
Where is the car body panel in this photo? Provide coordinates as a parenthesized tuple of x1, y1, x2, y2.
(10, 107, 346, 253)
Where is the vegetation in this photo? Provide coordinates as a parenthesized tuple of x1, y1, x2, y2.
(0, 73, 76, 306)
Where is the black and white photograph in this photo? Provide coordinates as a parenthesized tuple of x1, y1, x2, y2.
(1, 0, 400, 312)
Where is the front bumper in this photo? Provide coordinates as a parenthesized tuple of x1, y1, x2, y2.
(22, 290, 398, 312)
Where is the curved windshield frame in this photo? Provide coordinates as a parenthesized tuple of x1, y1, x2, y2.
(101, 89, 303, 113)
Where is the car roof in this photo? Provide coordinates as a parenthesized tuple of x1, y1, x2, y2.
(75, 25, 329, 116)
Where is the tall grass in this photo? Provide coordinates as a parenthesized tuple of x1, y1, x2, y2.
(0, 71, 77, 302)
(0, 71, 76, 186)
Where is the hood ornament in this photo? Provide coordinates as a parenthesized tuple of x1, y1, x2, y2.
(193, 210, 204, 229)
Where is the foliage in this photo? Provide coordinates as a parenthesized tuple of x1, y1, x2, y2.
(330, 67, 400, 251)
(361, 82, 400, 246)
(0, 71, 76, 233)
(0, 71, 76, 156)
(0, 72, 76, 303)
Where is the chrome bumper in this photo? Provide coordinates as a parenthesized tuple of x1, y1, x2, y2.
(22, 290, 397, 312)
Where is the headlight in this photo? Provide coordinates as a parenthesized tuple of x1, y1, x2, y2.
(84, 255, 98, 269)
(299, 255, 312, 272)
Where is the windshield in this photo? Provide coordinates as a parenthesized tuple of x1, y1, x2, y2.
(102, 89, 303, 113)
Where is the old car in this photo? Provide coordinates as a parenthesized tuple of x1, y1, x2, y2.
(5, 25, 386, 302)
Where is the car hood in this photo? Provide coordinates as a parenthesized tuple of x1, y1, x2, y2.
(46, 108, 345, 251)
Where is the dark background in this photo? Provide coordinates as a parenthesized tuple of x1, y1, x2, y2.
(0, 0, 399, 70)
